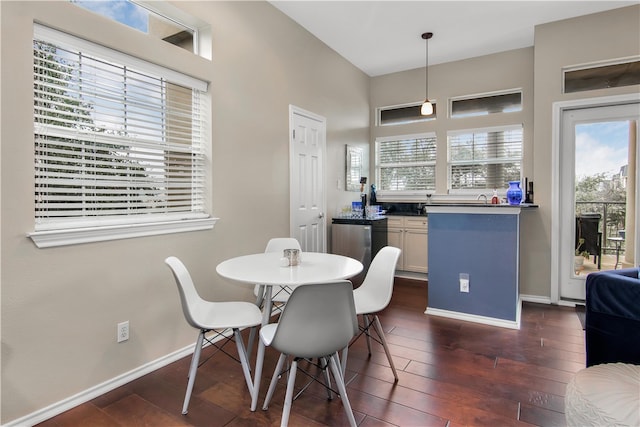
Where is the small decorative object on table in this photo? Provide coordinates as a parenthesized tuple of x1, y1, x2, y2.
(506, 181, 523, 205)
(283, 248, 301, 266)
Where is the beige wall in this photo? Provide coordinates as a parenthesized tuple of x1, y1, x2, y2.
(371, 47, 534, 196)
(0, 1, 369, 422)
(532, 5, 640, 299)
(2, 1, 639, 423)
(371, 48, 536, 291)
(369, 5, 639, 299)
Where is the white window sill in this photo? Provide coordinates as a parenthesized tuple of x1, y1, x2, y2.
(28, 217, 218, 248)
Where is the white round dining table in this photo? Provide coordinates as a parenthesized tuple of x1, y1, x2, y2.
(216, 251, 363, 288)
(216, 251, 363, 411)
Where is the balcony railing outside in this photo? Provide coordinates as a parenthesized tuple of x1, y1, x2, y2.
(576, 201, 626, 255)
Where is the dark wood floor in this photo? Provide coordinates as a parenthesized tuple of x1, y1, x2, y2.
(38, 278, 585, 427)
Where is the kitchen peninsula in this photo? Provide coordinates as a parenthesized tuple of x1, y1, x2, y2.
(424, 203, 538, 329)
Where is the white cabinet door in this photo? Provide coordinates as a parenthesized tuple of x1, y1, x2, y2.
(386, 216, 428, 273)
(387, 227, 404, 269)
(404, 228, 428, 273)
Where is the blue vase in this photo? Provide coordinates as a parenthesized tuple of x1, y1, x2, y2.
(506, 181, 523, 205)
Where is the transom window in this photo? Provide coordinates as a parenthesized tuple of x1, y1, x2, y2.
(71, 0, 199, 54)
(377, 102, 436, 126)
(450, 90, 522, 118)
(375, 133, 436, 192)
(564, 58, 640, 93)
(31, 24, 211, 247)
(448, 125, 523, 191)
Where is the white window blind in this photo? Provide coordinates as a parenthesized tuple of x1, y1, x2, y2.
(376, 133, 436, 191)
(448, 125, 522, 190)
(33, 24, 209, 232)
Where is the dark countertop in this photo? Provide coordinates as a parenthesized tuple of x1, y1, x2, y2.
(385, 211, 425, 216)
(383, 203, 538, 216)
(426, 203, 538, 208)
(332, 216, 388, 225)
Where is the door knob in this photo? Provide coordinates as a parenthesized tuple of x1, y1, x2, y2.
(318, 213, 325, 218)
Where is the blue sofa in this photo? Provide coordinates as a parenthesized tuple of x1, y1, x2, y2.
(585, 267, 640, 367)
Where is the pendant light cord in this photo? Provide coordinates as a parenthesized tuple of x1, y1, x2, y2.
(420, 32, 434, 116)
(425, 34, 429, 101)
(421, 32, 433, 102)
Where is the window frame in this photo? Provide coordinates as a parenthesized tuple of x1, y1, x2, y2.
(563, 56, 640, 94)
(375, 132, 437, 199)
(449, 89, 523, 119)
(29, 24, 215, 248)
(71, 0, 208, 57)
(447, 124, 523, 195)
(376, 101, 437, 126)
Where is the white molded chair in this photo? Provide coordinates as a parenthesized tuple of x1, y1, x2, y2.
(350, 246, 402, 382)
(260, 281, 358, 427)
(253, 237, 302, 309)
(165, 256, 262, 415)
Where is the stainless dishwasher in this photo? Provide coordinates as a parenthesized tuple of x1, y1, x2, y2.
(331, 217, 388, 286)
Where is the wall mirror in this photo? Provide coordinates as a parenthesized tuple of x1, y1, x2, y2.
(345, 145, 364, 192)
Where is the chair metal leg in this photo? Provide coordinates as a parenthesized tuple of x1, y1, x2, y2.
(255, 284, 266, 308)
(372, 315, 398, 382)
(247, 326, 258, 363)
(281, 358, 299, 427)
(262, 353, 286, 410)
(340, 346, 349, 380)
(233, 328, 255, 397)
(320, 357, 333, 400)
(247, 286, 266, 362)
(251, 339, 266, 411)
(182, 331, 205, 415)
(329, 352, 357, 427)
(364, 314, 373, 355)
(262, 286, 273, 325)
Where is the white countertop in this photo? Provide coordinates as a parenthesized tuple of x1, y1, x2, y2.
(425, 203, 537, 215)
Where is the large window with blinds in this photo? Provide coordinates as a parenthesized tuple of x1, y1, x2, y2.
(448, 125, 523, 191)
(375, 133, 437, 192)
(31, 24, 211, 246)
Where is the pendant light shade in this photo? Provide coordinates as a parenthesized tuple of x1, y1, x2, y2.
(420, 100, 433, 116)
(421, 32, 433, 116)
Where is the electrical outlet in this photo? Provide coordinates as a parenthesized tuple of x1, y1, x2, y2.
(117, 321, 129, 343)
(459, 273, 470, 293)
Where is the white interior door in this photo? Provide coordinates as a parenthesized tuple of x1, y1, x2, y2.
(289, 105, 326, 252)
(559, 102, 639, 300)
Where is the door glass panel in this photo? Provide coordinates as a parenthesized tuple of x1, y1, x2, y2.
(573, 120, 631, 277)
(560, 102, 639, 301)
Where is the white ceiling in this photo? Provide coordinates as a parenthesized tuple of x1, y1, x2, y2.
(270, 1, 638, 77)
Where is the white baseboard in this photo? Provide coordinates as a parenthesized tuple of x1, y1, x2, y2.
(520, 294, 552, 305)
(394, 271, 428, 281)
(3, 330, 233, 427)
(425, 300, 522, 330)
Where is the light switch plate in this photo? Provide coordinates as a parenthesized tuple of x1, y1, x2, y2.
(459, 273, 470, 293)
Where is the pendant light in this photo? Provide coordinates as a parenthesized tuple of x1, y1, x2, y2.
(420, 32, 434, 116)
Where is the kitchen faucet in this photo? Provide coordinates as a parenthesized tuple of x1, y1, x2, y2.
(477, 194, 488, 204)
